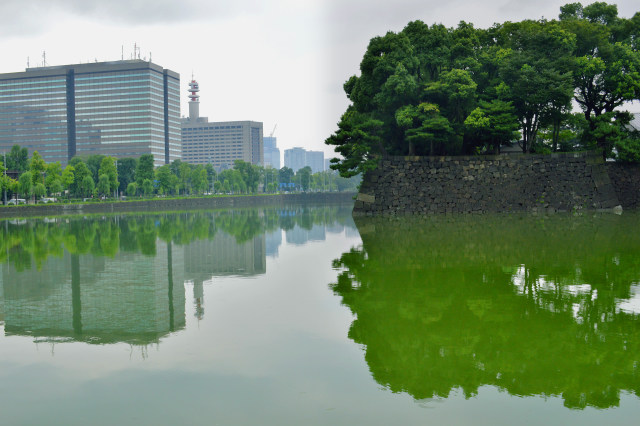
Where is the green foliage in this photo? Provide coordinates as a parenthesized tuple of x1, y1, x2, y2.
(117, 158, 137, 193)
(465, 100, 520, 153)
(155, 165, 178, 195)
(80, 175, 95, 198)
(98, 157, 119, 194)
(135, 154, 155, 186)
(191, 165, 208, 194)
(6, 145, 28, 172)
(278, 166, 294, 184)
(28, 151, 46, 186)
(233, 160, 262, 193)
(615, 136, 640, 163)
(126, 182, 138, 197)
(86, 154, 106, 183)
(33, 182, 46, 199)
(70, 161, 91, 197)
(326, 108, 385, 177)
(205, 163, 216, 188)
(142, 178, 154, 197)
(97, 174, 110, 196)
(48, 179, 63, 196)
(327, 2, 640, 173)
(295, 166, 312, 192)
(19, 171, 33, 199)
(61, 166, 75, 194)
(45, 162, 63, 194)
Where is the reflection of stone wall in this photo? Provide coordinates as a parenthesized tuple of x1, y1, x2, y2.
(354, 152, 633, 215)
(2, 241, 186, 344)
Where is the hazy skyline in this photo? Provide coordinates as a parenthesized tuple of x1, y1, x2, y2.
(0, 0, 637, 161)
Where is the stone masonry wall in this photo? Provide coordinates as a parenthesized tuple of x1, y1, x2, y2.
(606, 163, 640, 210)
(353, 152, 635, 215)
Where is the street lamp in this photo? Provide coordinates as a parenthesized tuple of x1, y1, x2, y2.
(115, 158, 118, 199)
(3, 152, 6, 205)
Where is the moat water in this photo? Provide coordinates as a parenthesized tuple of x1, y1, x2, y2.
(1, 204, 639, 425)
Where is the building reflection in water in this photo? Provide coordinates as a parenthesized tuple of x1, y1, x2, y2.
(1, 240, 186, 345)
(0, 205, 356, 348)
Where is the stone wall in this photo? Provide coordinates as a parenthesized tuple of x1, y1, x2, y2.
(353, 152, 638, 215)
(606, 163, 640, 210)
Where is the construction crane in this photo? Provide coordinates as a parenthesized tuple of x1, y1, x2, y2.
(270, 124, 277, 138)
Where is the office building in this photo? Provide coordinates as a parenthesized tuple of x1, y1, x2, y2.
(181, 79, 263, 169)
(263, 136, 280, 169)
(306, 150, 324, 173)
(284, 147, 324, 173)
(0, 60, 181, 167)
(284, 147, 306, 172)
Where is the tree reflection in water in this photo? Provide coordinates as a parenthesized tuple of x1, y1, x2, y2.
(0, 205, 354, 271)
(331, 213, 640, 409)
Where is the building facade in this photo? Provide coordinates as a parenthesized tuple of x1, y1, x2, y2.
(306, 150, 324, 174)
(263, 136, 280, 169)
(0, 60, 180, 167)
(181, 79, 263, 169)
(284, 147, 306, 172)
(284, 147, 324, 173)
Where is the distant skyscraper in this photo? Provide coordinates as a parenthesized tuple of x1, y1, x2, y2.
(181, 79, 263, 169)
(263, 136, 280, 169)
(284, 147, 307, 172)
(306, 150, 324, 173)
(0, 60, 181, 166)
(284, 147, 324, 173)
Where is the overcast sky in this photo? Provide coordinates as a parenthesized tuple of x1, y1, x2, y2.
(0, 0, 637, 162)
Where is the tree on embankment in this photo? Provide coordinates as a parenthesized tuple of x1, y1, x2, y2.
(326, 2, 640, 177)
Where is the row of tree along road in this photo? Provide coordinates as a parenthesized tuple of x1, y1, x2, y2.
(0, 145, 360, 205)
(326, 2, 640, 177)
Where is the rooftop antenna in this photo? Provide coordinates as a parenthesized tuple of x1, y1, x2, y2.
(121, 45, 124, 60)
(42, 51, 47, 67)
(27, 56, 29, 68)
(149, 52, 152, 63)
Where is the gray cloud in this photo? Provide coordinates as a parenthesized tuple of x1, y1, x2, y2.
(0, 0, 263, 36)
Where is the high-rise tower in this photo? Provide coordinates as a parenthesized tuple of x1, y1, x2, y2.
(181, 79, 263, 169)
(0, 59, 181, 166)
(188, 79, 200, 120)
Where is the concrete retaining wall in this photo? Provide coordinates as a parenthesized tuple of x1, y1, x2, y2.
(0, 192, 356, 218)
(353, 152, 638, 215)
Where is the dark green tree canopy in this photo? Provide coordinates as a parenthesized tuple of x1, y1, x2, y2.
(326, 2, 640, 176)
(135, 154, 155, 186)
